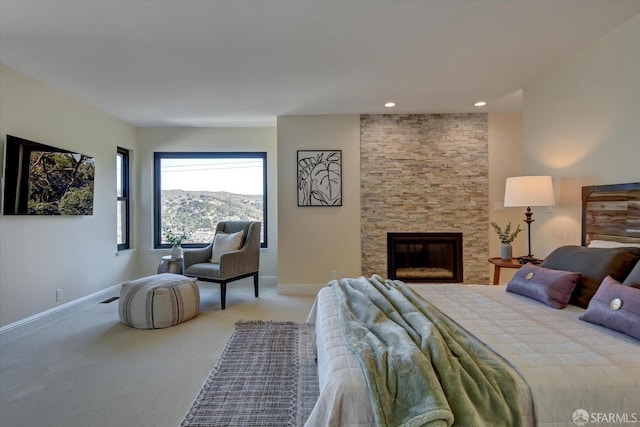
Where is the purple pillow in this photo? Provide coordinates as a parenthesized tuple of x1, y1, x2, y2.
(580, 276, 640, 340)
(506, 263, 580, 309)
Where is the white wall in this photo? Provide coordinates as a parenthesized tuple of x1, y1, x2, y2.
(0, 65, 138, 327)
(0, 69, 527, 325)
(523, 15, 640, 258)
(488, 113, 525, 283)
(276, 114, 523, 289)
(4, 13, 636, 325)
(277, 115, 361, 293)
(135, 127, 278, 282)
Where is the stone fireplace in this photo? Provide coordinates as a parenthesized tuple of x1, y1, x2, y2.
(360, 114, 489, 284)
(387, 232, 463, 282)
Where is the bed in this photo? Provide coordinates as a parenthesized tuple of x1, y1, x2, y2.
(305, 182, 640, 427)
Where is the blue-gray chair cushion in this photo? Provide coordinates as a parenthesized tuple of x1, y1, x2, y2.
(185, 262, 222, 279)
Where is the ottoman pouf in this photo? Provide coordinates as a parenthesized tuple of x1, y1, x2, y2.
(119, 273, 200, 329)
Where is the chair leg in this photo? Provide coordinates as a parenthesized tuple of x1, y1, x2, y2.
(220, 282, 227, 310)
(254, 273, 259, 298)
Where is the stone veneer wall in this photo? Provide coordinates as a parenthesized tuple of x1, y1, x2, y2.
(360, 114, 489, 284)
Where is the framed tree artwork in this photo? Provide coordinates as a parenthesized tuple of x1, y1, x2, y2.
(297, 150, 342, 207)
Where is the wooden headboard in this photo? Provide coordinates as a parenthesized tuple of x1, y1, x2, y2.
(582, 182, 640, 246)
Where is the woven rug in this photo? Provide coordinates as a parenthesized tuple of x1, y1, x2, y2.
(181, 321, 320, 427)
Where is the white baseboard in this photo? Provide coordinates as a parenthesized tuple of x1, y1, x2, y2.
(0, 284, 121, 340)
(0, 276, 318, 340)
(259, 275, 278, 287)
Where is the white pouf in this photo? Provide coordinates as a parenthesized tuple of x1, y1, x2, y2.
(119, 273, 200, 329)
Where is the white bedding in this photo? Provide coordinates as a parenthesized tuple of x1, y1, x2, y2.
(306, 283, 640, 427)
(306, 283, 375, 426)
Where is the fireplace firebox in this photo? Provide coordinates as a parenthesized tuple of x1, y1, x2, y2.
(387, 232, 463, 282)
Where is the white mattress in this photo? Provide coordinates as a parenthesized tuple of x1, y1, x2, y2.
(306, 284, 640, 427)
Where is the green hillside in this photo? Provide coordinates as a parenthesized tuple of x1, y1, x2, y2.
(162, 189, 263, 244)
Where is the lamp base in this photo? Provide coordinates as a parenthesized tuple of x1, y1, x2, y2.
(518, 255, 541, 265)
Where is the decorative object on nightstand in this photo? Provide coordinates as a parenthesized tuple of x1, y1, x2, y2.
(171, 246, 184, 259)
(503, 175, 555, 264)
(490, 221, 522, 261)
(165, 228, 189, 259)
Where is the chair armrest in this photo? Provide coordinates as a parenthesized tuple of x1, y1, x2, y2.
(184, 244, 212, 268)
(219, 247, 259, 278)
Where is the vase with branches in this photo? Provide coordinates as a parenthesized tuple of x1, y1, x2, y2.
(491, 222, 522, 260)
(164, 229, 189, 259)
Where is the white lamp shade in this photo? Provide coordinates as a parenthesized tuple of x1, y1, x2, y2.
(504, 176, 555, 207)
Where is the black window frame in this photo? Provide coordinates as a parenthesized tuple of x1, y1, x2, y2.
(153, 151, 268, 249)
(117, 147, 131, 251)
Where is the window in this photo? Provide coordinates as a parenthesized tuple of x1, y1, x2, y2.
(153, 152, 267, 248)
(116, 148, 131, 250)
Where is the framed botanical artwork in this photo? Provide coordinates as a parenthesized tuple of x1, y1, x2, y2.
(297, 150, 342, 207)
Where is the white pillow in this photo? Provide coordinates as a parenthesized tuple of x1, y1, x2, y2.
(587, 239, 640, 249)
(209, 230, 244, 263)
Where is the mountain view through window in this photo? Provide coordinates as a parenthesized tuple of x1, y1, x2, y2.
(155, 153, 266, 247)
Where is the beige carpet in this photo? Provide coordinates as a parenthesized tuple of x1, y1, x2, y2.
(0, 280, 317, 427)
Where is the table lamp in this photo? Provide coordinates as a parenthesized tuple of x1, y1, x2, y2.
(503, 175, 555, 264)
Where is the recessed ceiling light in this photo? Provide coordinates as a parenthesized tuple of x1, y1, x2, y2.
(384, 102, 396, 108)
(474, 101, 487, 107)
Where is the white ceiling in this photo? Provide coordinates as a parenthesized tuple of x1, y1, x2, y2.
(1, 1, 639, 127)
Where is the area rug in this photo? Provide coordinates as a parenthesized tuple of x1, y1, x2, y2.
(181, 321, 319, 427)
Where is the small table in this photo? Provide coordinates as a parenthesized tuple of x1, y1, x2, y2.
(488, 257, 523, 285)
(158, 255, 184, 275)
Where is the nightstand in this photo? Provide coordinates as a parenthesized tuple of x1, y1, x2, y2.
(488, 257, 523, 285)
(158, 255, 184, 275)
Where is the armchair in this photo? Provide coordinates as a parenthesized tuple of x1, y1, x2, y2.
(184, 221, 261, 310)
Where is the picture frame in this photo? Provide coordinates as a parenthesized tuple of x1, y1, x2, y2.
(297, 150, 342, 207)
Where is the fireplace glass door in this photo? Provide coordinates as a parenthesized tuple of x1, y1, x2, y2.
(387, 232, 463, 283)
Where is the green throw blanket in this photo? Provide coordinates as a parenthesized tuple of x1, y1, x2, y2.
(332, 275, 524, 427)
